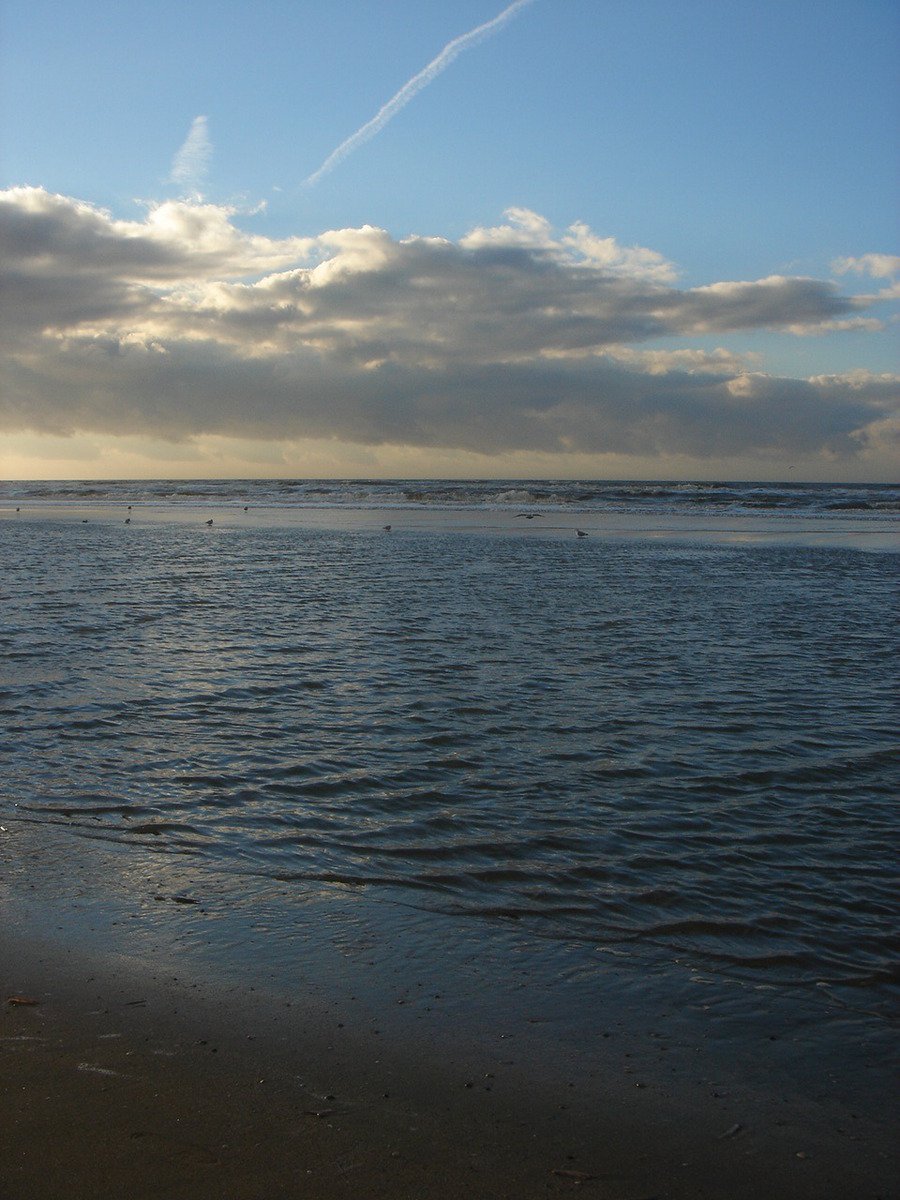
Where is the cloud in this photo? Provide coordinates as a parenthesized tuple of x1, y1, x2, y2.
(0, 187, 316, 348)
(169, 116, 213, 195)
(832, 253, 900, 280)
(461, 207, 678, 283)
(0, 186, 313, 279)
(305, 0, 535, 186)
(1, 187, 896, 466)
(831, 252, 900, 304)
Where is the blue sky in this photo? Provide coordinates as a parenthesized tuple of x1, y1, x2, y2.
(1, 0, 898, 479)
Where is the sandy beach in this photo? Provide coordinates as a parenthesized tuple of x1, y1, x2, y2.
(2, 819, 896, 1200)
(4, 932, 895, 1200)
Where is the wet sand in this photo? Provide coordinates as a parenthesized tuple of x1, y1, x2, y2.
(4, 934, 610, 1200)
(3, 932, 893, 1200)
(1, 823, 895, 1200)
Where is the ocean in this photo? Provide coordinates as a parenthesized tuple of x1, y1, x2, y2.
(1, 478, 897, 1135)
(3, 476, 898, 514)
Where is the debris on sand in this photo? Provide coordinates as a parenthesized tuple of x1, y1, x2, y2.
(551, 1167, 596, 1183)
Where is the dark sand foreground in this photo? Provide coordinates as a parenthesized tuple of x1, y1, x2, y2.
(2, 903, 896, 1200)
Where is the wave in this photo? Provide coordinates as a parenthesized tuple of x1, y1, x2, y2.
(2, 477, 898, 518)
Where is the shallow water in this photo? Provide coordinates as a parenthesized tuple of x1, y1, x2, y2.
(2, 509, 897, 1030)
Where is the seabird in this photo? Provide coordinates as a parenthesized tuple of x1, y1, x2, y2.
(124, 517, 131, 524)
(383, 524, 392, 532)
(243, 505, 249, 511)
(515, 513, 543, 519)
(576, 529, 587, 538)
(205, 518, 214, 526)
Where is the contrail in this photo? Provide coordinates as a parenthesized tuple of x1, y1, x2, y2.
(304, 0, 535, 187)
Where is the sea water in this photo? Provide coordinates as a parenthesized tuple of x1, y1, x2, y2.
(1, 480, 897, 1107)
(2, 476, 898, 514)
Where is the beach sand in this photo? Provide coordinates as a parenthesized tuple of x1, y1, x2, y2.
(2, 823, 895, 1200)
(3, 932, 893, 1200)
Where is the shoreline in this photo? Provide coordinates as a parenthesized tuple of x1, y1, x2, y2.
(2, 821, 895, 1199)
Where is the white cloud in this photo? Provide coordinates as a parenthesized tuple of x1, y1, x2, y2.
(1, 188, 896, 467)
(460, 207, 677, 282)
(831, 253, 900, 303)
(784, 317, 884, 335)
(832, 253, 900, 279)
(169, 115, 213, 195)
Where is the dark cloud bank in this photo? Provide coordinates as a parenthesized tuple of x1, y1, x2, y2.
(1, 188, 897, 464)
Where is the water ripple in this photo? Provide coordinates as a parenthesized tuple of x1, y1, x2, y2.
(1, 521, 898, 1017)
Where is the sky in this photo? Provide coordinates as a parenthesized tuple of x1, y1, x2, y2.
(1, 0, 898, 481)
